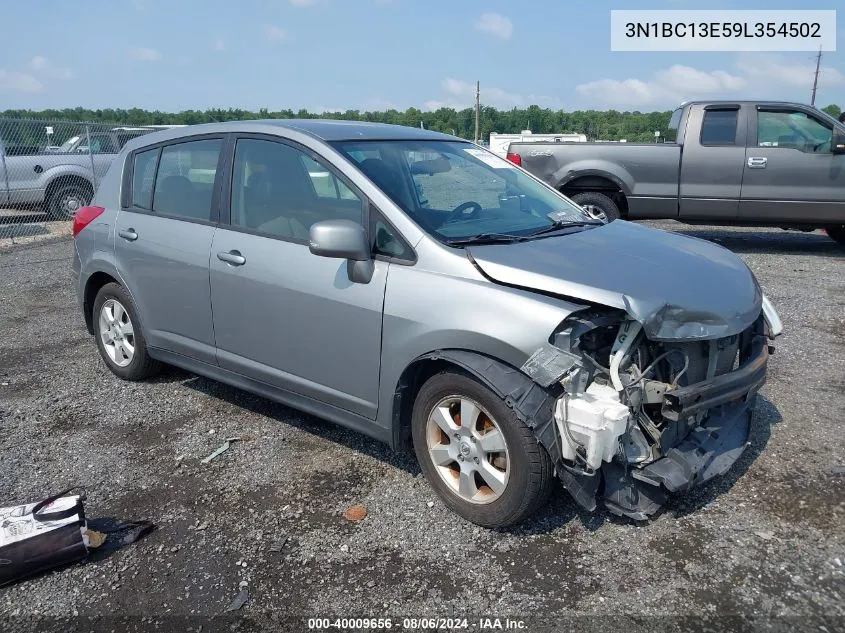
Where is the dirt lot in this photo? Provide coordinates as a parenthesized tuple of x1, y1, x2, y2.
(0, 222, 843, 632)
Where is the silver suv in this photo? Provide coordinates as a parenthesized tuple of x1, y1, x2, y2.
(72, 121, 781, 527)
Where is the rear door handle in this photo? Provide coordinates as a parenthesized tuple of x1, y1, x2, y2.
(747, 157, 767, 168)
(118, 228, 138, 241)
(217, 250, 246, 266)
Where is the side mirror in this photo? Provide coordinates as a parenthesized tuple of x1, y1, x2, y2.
(309, 219, 370, 261)
(832, 128, 845, 155)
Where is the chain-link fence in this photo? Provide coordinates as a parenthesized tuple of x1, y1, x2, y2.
(0, 118, 169, 241)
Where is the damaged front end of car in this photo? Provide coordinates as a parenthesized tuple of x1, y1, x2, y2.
(520, 305, 779, 520)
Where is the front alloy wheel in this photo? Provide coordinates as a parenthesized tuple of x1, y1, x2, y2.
(412, 370, 555, 527)
(426, 395, 510, 504)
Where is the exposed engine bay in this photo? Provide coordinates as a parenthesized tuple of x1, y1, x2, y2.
(521, 308, 775, 520)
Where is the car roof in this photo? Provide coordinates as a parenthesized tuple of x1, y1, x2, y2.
(124, 119, 460, 147)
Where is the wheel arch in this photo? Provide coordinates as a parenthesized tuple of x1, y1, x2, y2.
(560, 174, 629, 218)
(83, 271, 120, 334)
(390, 349, 560, 461)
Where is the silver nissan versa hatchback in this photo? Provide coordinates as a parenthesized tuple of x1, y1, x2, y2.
(72, 121, 782, 527)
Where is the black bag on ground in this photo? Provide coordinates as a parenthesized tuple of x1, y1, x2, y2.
(0, 488, 88, 586)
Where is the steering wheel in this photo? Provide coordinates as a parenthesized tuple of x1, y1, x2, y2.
(446, 201, 483, 224)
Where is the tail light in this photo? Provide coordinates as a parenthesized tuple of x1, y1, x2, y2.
(506, 152, 522, 166)
(72, 206, 105, 238)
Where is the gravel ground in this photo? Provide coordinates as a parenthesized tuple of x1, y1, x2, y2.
(0, 222, 842, 632)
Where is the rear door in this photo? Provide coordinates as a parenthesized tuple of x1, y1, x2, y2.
(209, 135, 388, 419)
(739, 106, 845, 223)
(679, 104, 747, 220)
(114, 135, 225, 364)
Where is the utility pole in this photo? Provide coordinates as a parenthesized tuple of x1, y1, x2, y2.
(474, 81, 480, 144)
(811, 46, 822, 106)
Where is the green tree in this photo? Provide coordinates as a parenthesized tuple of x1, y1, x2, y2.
(822, 104, 842, 119)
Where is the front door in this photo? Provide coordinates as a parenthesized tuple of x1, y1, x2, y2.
(114, 137, 224, 364)
(739, 107, 845, 223)
(209, 136, 387, 419)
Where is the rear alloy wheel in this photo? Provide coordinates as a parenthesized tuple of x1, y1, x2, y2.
(570, 191, 621, 222)
(825, 225, 845, 246)
(93, 283, 161, 380)
(412, 371, 554, 527)
(47, 183, 91, 220)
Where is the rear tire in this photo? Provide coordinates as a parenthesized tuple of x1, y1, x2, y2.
(46, 183, 92, 220)
(570, 191, 621, 222)
(412, 370, 555, 528)
(92, 283, 162, 381)
(825, 225, 845, 246)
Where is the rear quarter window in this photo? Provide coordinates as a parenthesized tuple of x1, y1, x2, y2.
(131, 148, 158, 209)
(700, 110, 738, 146)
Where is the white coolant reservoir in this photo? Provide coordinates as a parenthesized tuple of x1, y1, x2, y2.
(555, 383, 630, 471)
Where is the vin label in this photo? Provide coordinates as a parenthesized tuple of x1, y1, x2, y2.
(611, 10, 836, 51)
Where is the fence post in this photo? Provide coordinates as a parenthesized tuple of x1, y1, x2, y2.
(84, 125, 98, 191)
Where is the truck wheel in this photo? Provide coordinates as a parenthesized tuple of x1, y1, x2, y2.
(571, 192, 621, 222)
(412, 370, 555, 528)
(46, 183, 91, 220)
(825, 225, 845, 246)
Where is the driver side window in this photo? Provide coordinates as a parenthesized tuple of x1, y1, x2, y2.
(757, 110, 832, 153)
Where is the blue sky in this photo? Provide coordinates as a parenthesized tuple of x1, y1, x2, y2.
(0, 0, 842, 112)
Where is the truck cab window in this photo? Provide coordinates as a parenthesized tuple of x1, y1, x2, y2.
(665, 107, 682, 143)
(700, 110, 737, 146)
(757, 110, 832, 153)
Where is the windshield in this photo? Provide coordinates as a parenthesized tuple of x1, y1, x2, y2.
(332, 140, 591, 243)
(57, 136, 80, 153)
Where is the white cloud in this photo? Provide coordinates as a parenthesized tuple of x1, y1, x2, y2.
(437, 77, 562, 110)
(28, 56, 48, 71)
(475, 12, 513, 40)
(735, 54, 844, 89)
(0, 69, 44, 93)
(128, 47, 163, 62)
(27, 55, 74, 79)
(213, 36, 227, 52)
(577, 54, 845, 108)
(576, 64, 746, 107)
(264, 25, 288, 43)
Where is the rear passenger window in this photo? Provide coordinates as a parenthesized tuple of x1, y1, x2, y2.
(152, 139, 222, 221)
(230, 139, 363, 241)
(700, 110, 738, 145)
(132, 149, 157, 209)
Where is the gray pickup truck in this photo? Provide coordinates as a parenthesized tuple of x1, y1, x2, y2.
(0, 127, 157, 219)
(508, 100, 845, 245)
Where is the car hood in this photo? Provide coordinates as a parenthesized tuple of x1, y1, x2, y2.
(467, 220, 762, 341)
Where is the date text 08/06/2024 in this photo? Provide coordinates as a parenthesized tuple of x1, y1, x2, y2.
(307, 617, 527, 630)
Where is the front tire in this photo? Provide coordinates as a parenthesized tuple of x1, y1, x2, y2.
(412, 371, 555, 528)
(826, 225, 845, 246)
(93, 283, 161, 381)
(570, 191, 621, 222)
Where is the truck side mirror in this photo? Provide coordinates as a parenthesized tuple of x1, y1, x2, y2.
(833, 129, 845, 155)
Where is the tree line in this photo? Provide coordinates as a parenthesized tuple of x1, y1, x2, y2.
(2, 103, 842, 145)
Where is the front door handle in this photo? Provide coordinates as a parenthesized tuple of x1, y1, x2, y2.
(747, 156, 768, 168)
(118, 228, 138, 241)
(217, 250, 246, 266)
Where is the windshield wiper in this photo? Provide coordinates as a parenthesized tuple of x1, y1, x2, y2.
(527, 218, 603, 237)
(445, 232, 531, 246)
